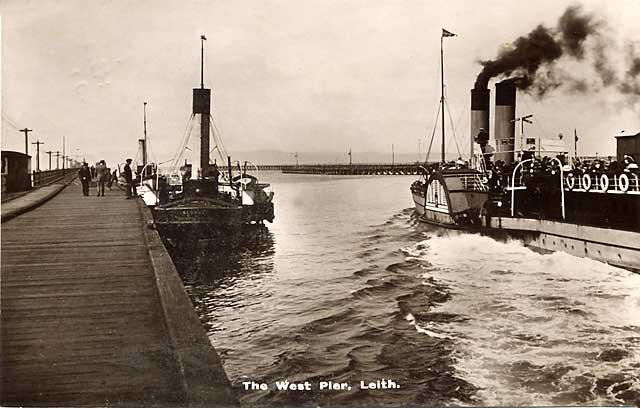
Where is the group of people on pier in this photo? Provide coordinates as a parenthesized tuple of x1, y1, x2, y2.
(77, 158, 136, 198)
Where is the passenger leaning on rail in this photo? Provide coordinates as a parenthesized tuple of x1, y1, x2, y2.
(78, 162, 92, 197)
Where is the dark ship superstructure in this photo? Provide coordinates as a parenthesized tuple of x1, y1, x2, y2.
(150, 36, 274, 244)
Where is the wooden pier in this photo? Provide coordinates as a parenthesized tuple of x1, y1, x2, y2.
(281, 163, 419, 175)
(216, 162, 421, 174)
(1, 180, 237, 407)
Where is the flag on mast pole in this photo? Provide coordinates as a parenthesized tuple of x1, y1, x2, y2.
(442, 28, 456, 37)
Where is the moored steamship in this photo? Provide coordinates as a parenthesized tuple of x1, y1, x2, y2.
(151, 36, 274, 244)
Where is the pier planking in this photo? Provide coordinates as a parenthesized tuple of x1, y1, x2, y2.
(1, 180, 236, 406)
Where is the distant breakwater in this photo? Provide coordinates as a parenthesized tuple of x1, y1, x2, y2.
(219, 163, 422, 175)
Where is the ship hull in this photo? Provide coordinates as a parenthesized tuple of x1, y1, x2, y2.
(153, 205, 245, 248)
(487, 216, 640, 272)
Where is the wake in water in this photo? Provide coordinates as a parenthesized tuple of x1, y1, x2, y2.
(172, 182, 639, 406)
(402, 233, 640, 406)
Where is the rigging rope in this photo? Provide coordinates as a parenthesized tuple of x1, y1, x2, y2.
(451, 97, 470, 157)
(209, 113, 229, 164)
(213, 117, 229, 158)
(444, 97, 462, 158)
(522, 94, 549, 139)
(424, 101, 442, 163)
(169, 113, 195, 173)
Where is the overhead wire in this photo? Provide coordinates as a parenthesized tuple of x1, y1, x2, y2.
(1, 110, 22, 131)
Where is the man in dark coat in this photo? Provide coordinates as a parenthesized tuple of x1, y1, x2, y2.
(123, 158, 136, 199)
(78, 162, 91, 196)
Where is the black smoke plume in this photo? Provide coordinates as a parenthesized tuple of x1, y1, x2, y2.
(474, 5, 599, 93)
(619, 43, 640, 97)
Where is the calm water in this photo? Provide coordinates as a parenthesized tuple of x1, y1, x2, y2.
(171, 172, 640, 406)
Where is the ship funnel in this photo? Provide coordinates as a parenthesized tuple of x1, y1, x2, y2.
(137, 138, 147, 175)
(193, 88, 211, 177)
(495, 80, 516, 164)
(470, 88, 490, 158)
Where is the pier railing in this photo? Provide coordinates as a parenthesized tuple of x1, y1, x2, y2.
(32, 168, 78, 187)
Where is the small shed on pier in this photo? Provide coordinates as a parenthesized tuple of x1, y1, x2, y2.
(615, 132, 640, 162)
(1, 151, 32, 193)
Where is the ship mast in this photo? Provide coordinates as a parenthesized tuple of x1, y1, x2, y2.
(200, 35, 205, 89)
(440, 33, 445, 163)
(440, 28, 456, 163)
(143, 101, 148, 167)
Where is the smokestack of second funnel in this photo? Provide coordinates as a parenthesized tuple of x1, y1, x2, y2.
(495, 80, 516, 164)
(470, 88, 490, 158)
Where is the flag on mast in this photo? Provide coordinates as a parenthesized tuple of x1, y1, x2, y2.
(442, 28, 456, 37)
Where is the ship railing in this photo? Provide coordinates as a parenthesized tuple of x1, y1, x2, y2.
(459, 174, 490, 192)
(565, 171, 640, 194)
(510, 158, 565, 219)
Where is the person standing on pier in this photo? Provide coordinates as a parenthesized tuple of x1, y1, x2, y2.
(78, 162, 91, 196)
(124, 158, 136, 199)
(95, 160, 107, 197)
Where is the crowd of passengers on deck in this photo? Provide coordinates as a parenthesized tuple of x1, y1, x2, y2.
(421, 152, 639, 194)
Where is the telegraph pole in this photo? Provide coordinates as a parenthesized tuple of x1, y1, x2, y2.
(45, 150, 53, 170)
(55, 151, 61, 169)
(32, 140, 44, 171)
(62, 136, 66, 170)
(20, 128, 33, 155)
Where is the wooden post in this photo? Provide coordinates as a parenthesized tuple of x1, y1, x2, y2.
(45, 150, 53, 170)
(32, 140, 44, 171)
(20, 128, 32, 156)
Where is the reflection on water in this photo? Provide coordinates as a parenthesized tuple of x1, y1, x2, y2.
(164, 173, 640, 406)
(168, 225, 276, 335)
(168, 225, 275, 284)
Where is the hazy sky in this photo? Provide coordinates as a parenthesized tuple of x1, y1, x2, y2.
(2, 0, 639, 166)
